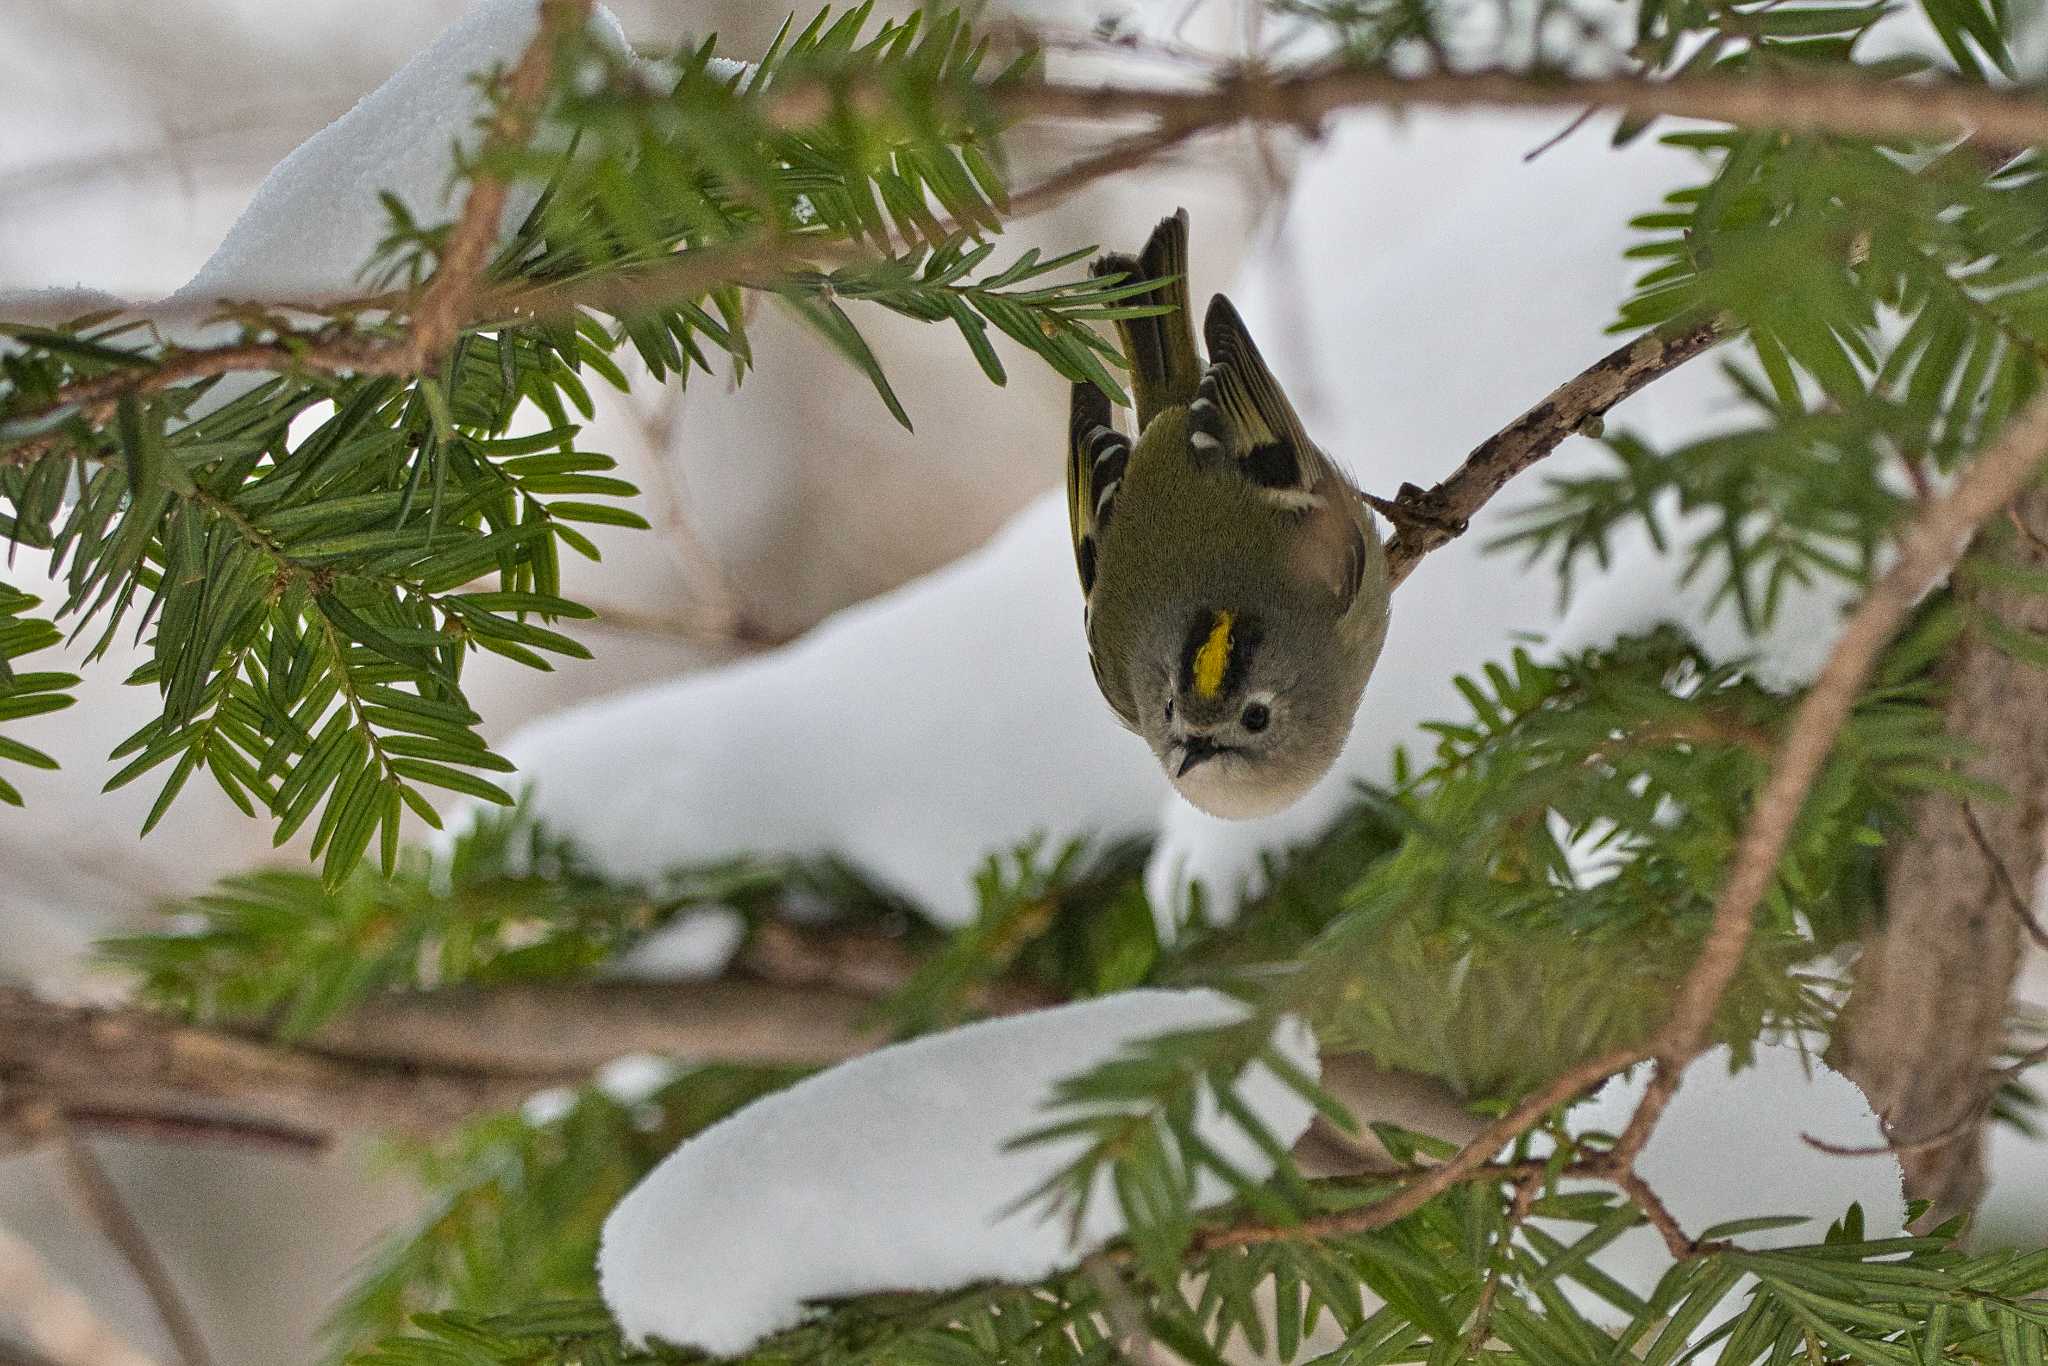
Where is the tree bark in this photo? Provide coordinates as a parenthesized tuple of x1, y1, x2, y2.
(0, 979, 885, 1151)
(1830, 487, 2048, 1227)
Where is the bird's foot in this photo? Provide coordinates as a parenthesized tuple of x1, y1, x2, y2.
(1362, 482, 1467, 537)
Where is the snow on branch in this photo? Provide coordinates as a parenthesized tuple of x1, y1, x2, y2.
(597, 990, 1320, 1356)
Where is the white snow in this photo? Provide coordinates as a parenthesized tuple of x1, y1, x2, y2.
(595, 1052, 682, 1105)
(1542, 504, 1862, 694)
(597, 989, 1319, 1355)
(605, 907, 748, 981)
(165, 0, 630, 312)
(496, 493, 1168, 923)
(522, 1086, 579, 1127)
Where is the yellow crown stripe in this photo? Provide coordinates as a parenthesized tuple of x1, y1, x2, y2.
(1192, 610, 1234, 699)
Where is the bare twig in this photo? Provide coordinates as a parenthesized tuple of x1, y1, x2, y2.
(1192, 1046, 1644, 1249)
(0, 978, 890, 1152)
(1607, 1165, 1723, 1260)
(1463, 1168, 1544, 1354)
(1962, 798, 2048, 950)
(1383, 317, 1728, 585)
(1800, 1104, 1986, 1158)
(1004, 65, 2048, 153)
(55, 1129, 212, 1366)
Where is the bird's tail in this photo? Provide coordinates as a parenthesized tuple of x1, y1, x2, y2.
(1092, 207, 1200, 429)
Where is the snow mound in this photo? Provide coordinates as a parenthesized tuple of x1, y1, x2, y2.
(598, 989, 1319, 1355)
(167, 0, 629, 310)
(497, 493, 1167, 924)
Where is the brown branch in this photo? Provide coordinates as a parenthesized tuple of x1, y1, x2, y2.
(1191, 1045, 1645, 1249)
(1463, 1168, 1544, 1354)
(0, 977, 887, 1152)
(1653, 398, 2048, 1068)
(406, 0, 590, 364)
(1606, 1165, 1722, 1261)
(1800, 1106, 1985, 1158)
(55, 1129, 213, 1366)
(1962, 797, 2048, 950)
(7, 59, 2037, 462)
(296, 977, 889, 1076)
(1827, 488, 2048, 1224)
(1384, 316, 1728, 586)
(1005, 66, 2048, 153)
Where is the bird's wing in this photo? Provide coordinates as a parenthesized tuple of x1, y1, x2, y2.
(1067, 378, 1130, 617)
(1067, 380, 1141, 730)
(1091, 208, 1201, 432)
(1193, 295, 1383, 609)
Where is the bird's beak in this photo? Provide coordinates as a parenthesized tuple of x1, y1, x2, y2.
(1176, 736, 1221, 777)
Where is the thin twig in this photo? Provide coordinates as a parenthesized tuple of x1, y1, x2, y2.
(1961, 798, 2048, 949)
(1191, 1047, 1645, 1249)
(1607, 1165, 1723, 1260)
(1463, 1168, 1544, 1354)
(0, 1222, 160, 1366)
(1523, 105, 1600, 161)
(1800, 1103, 1986, 1159)
(1383, 317, 1728, 585)
(1999, 1046, 2048, 1087)
(55, 1129, 213, 1366)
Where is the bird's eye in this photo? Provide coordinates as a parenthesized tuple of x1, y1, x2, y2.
(1240, 702, 1271, 733)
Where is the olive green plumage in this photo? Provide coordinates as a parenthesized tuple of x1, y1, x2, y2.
(1066, 209, 1391, 820)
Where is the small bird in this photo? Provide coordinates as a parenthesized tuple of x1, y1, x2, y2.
(1067, 209, 1392, 820)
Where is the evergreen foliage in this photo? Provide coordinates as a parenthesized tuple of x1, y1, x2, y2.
(0, 3, 1154, 887)
(13, 0, 2048, 1361)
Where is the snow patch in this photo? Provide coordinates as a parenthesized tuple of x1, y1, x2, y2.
(598, 989, 1318, 1355)
(605, 908, 748, 982)
(496, 494, 1167, 925)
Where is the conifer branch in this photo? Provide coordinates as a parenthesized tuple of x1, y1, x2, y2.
(407, 0, 592, 366)
(0, 0, 586, 466)
(1190, 388, 2048, 1261)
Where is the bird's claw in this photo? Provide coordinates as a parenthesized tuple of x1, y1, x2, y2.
(1363, 482, 1467, 537)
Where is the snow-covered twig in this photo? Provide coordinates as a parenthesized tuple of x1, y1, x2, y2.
(406, 0, 591, 365)
(0, 0, 590, 466)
